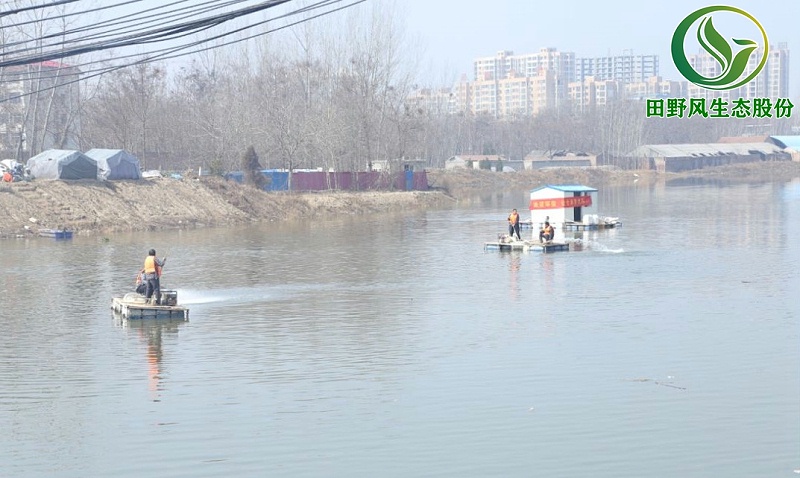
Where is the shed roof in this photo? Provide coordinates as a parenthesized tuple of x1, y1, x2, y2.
(525, 149, 595, 160)
(447, 155, 506, 161)
(530, 184, 597, 193)
(628, 142, 784, 158)
(768, 136, 800, 149)
(717, 135, 770, 143)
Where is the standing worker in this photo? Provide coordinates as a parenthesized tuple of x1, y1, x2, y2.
(507, 208, 521, 241)
(141, 249, 167, 305)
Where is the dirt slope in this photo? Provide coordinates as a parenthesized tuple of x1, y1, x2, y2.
(2, 162, 798, 239)
(0, 177, 452, 239)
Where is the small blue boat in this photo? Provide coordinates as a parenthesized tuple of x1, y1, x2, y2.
(38, 228, 73, 239)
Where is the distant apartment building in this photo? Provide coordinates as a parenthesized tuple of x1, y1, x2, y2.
(406, 87, 457, 116)
(474, 50, 514, 81)
(407, 43, 789, 118)
(575, 52, 659, 84)
(529, 70, 559, 115)
(568, 76, 622, 112)
(0, 61, 81, 159)
(464, 49, 574, 117)
(451, 76, 473, 115)
(471, 77, 499, 116)
(466, 49, 658, 116)
(625, 76, 686, 100)
(686, 42, 790, 101)
(497, 71, 531, 117)
(745, 42, 790, 99)
(474, 48, 575, 83)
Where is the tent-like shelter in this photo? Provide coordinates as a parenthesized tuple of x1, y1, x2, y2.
(27, 149, 97, 180)
(86, 149, 141, 180)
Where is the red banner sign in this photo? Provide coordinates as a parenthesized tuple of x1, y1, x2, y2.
(529, 196, 592, 210)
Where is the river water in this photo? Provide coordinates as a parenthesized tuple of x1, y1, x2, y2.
(1, 179, 798, 477)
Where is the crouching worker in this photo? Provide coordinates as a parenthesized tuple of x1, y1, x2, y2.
(142, 249, 167, 305)
(135, 272, 147, 295)
(539, 221, 555, 243)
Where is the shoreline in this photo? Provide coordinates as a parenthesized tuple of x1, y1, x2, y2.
(2, 162, 799, 239)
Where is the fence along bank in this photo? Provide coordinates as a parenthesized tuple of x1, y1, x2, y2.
(225, 169, 429, 192)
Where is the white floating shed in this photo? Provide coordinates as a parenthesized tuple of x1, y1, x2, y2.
(529, 185, 598, 233)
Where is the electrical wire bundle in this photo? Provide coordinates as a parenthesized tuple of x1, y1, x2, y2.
(0, 0, 366, 101)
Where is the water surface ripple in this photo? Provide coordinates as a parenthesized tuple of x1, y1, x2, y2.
(1, 181, 798, 477)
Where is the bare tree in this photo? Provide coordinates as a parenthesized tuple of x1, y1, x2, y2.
(82, 62, 167, 168)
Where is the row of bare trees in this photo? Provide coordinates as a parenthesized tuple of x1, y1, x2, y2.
(3, 2, 797, 171)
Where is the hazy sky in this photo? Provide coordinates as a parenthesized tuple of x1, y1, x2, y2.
(98, 0, 798, 97)
(398, 0, 799, 96)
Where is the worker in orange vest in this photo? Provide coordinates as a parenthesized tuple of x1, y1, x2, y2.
(507, 208, 521, 241)
(539, 221, 555, 243)
(141, 249, 167, 305)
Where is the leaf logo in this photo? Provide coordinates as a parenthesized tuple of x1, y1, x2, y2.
(672, 6, 768, 90)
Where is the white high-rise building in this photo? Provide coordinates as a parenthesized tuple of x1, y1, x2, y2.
(576, 52, 659, 84)
(687, 42, 789, 100)
(467, 49, 574, 117)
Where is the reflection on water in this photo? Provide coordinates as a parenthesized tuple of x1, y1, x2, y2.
(0, 181, 799, 477)
(115, 317, 187, 401)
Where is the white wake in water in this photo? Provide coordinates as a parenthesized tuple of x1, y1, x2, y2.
(176, 286, 276, 306)
(176, 290, 228, 305)
(176, 282, 339, 307)
(567, 238, 625, 254)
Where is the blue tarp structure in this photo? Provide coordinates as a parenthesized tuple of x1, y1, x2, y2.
(768, 136, 800, 149)
(225, 170, 429, 192)
(224, 170, 289, 191)
(85, 149, 141, 180)
(27, 149, 97, 180)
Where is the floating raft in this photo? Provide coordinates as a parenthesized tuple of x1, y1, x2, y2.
(484, 240, 569, 253)
(521, 221, 621, 231)
(111, 292, 189, 320)
(562, 221, 621, 231)
(38, 228, 73, 239)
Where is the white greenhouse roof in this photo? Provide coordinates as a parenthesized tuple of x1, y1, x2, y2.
(629, 143, 784, 158)
(530, 184, 597, 193)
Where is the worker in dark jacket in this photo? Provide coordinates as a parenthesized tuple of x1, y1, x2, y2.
(141, 249, 167, 304)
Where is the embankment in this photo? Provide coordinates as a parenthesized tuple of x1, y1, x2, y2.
(0, 177, 452, 239)
(2, 161, 799, 239)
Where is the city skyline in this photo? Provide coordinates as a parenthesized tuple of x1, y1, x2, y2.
(400, 0, 798, 98)
(408, 44, 790, 118)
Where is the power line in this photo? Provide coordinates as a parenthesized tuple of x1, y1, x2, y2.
(0, 0, 82, 19)
(0, 0, 352, 83)
(1, 0, 367, 102)
(0, 0, 297, 68)
(0, 0, 230, 49)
